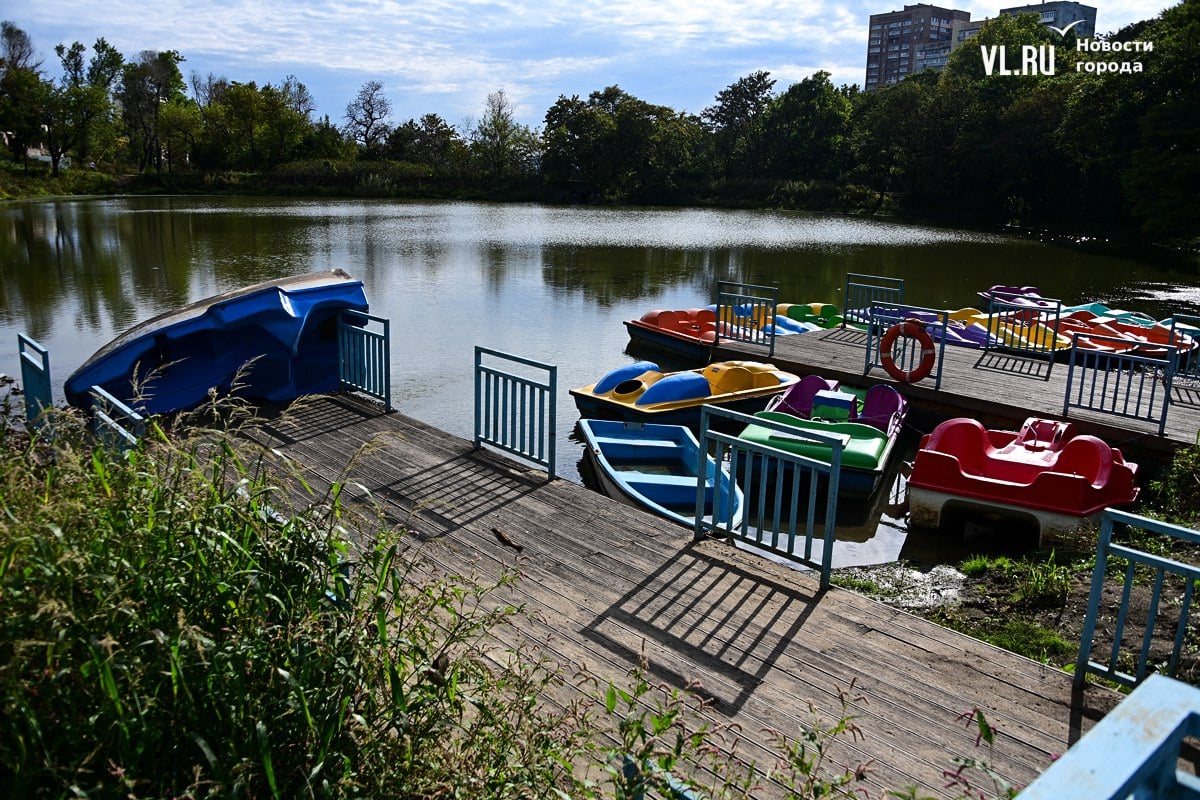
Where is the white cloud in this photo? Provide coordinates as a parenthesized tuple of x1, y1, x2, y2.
(16, 0, 1179, 126)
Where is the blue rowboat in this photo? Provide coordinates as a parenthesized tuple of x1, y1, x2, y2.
(64, 270, 369, 415)
(578, 418, 743, 529)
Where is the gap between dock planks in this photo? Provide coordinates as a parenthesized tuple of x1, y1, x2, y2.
(244, 393, 1122, 798)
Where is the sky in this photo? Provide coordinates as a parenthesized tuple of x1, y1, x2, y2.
(13, 0, 1175, 131)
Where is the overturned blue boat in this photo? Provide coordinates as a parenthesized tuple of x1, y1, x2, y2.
(64, 270, 369, 415)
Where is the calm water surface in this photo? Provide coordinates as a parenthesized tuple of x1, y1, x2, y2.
(3, 197, 1197, 566)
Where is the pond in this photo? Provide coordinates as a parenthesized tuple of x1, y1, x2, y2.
(2, 197, 1196, 566)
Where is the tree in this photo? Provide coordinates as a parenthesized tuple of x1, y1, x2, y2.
(0, 21, 49, 166)
(297, 115, 352, 160)
(542, 91, 617, 192)
(1119, 0, 1200, 241)
(0, 20, 39, 73)
(763, 71, 852, 182)
(847, 73, 938, 211)
(386, 113, 464, 175)
(343, 79, 391, 156)
(41, 39, 124, 174)
(118, 50, 186, 171)
(469, 89, 539, 181)
(280, 74, 314, 118)
(541, 86, 703, 202)
(702, 71, 776, 179)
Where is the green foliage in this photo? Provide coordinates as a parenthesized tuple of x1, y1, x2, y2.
(0, 158, 118, 199)
(542, 85, 705, 203)
(0, 397, 1048, 799)
(1016, 550, 1073, 607)
(959, 554, 1014, 578)
(766, 681, 873, 799)
(763, 72, 853, 182)
(0, 410, 591, 797)
(934, 611, 1074, 667)
(1147, 442, 1200, 526)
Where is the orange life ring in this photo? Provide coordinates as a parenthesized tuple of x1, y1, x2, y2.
(880, 319, 936, 383)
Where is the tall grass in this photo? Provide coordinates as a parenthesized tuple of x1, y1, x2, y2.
(0, 405, 597, 797)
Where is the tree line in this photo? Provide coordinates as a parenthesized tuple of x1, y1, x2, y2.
(0, 1, 1196, 244)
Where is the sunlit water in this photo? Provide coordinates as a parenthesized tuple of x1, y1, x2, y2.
(3, 198, 1196, 567)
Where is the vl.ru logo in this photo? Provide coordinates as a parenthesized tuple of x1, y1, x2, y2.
(980, 45, 1056, 76)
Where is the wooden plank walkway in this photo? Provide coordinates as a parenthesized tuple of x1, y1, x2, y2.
(244, 393, 1124, 798)
(715, 328, 1200, 465)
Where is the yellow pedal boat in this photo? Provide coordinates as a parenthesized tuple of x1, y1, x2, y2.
(571, 360, 800, 425)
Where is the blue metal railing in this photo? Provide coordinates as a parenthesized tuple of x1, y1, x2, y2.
(864, 303, 949, 390)
(713, 281, 778, 358)
(695, 405, 840, 590)
(1062, 336, 1175, 436)
(474, 347, 557, 478)
(89, 385, 145, 450)
(1170, 313, 1200, 385)
(1075, 509, 1200, 690)
(1021, 674, 1200, 800)
(983, 295, 1063, 360)
(17, 333, 52, 429)
(622, 756, 701, 800)
(842, 273, 903, 328)
(338, 310, 392, 411)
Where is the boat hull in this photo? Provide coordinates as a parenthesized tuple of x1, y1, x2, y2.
(578, 419, 743, 529)
(623, 318, 712, 362)
(908, 487, 1108, 538)
(64, 270, 369, 415)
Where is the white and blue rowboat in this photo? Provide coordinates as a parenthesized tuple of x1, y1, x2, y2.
(578, 418, 743, 530)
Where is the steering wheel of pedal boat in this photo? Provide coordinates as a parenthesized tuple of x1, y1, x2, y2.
(880, 319, 936, 383)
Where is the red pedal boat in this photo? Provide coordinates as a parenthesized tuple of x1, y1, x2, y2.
(908, 417, 1140, 538)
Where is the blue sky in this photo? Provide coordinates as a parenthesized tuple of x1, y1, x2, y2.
(15, 1, 1172, 130)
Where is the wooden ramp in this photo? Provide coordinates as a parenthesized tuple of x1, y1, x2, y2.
(246, 393, 1122, 798)
(714, 328, 1200, 464)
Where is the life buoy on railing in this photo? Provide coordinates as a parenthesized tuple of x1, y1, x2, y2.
(880, 319, 936, 383)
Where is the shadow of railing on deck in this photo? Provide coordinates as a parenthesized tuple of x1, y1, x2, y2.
(972, 350, 1055, 380)
(251, 394, 381, 446)
(373, 450, 544, 540)
(815, 325, 870, 348)
(581, 541, 822, 715)
(248, 395, 544, 541)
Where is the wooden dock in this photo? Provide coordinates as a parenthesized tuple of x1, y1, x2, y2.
(714, 328, 1200, 465)
(245, 393, 1124, 798)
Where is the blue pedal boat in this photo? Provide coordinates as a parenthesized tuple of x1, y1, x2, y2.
(64, 270, 369, 415)
(578, 418, 744, 530)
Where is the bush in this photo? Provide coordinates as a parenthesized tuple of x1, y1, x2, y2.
(1148, 440, 1200, 527)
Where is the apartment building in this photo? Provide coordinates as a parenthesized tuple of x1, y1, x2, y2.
(867, 1, 1098, 88)
(865, 4, 972, 90)
(955, 3, 1098, 49)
